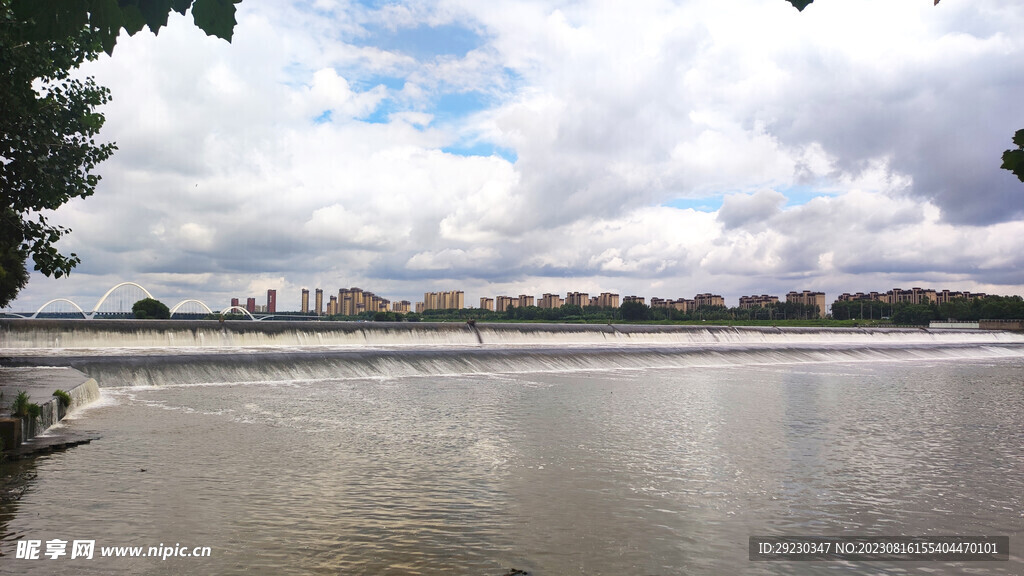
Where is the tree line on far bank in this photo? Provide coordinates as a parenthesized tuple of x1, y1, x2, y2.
(830, 295, 1024, 324)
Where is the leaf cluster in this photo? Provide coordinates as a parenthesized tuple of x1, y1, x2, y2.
(11, 0, 241, 55)
(1001, 129, 1024, 183)
(0, 3, 116, 305)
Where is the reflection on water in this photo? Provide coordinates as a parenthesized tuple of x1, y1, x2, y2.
(1, 358, 1023, 575)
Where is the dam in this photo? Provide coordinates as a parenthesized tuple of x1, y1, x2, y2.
(3, 319, 1024, 388)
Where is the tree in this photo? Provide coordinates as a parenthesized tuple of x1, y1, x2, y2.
(1002, 129, 1024, 183)
(1, 5, 114, 307)
(0, 1, 242, 308)
(132, 297, 170, 319)
(619, 301, 650, 322)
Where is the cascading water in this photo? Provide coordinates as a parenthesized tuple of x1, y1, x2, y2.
(3, 319, 1023, 388)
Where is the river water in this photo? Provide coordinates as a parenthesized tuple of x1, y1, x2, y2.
(1, 338, 1023, 575)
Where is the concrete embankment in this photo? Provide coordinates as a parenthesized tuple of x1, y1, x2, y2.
(0, 366, 101, 456)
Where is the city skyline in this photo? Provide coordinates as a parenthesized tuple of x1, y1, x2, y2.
(5, 0, 1024, 313)
(7, 280, 1010, 319)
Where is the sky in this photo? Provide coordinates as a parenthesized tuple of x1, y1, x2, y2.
(6, 0, 1024, 314)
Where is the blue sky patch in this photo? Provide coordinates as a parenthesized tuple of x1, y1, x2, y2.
(442, 142, 518, 163)
(663, 197, 723, 212)
(356, 21, 485, 60)
(778, 185, 837, 207)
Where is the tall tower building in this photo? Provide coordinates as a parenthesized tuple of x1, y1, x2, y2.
(230, 297, 239, 308)
(301, 289, 310, 314)
(267, 289, 277, 314)
(246, 297, 256, 313)
(315, 288, 323, 316)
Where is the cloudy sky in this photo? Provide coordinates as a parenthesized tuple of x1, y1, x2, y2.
(7, 0, 1024, 314)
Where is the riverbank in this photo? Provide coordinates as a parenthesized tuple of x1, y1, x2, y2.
(0, 366, 101, 458)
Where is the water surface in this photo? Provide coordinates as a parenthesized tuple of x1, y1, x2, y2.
(1, 357, 1022, 575)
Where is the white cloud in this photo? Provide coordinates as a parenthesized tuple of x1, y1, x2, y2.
(7, 0, 1024, 314)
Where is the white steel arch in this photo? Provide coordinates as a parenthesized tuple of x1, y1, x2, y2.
(92, 282, 155, 313)
(169, 299, 214, 317)
(32, 298, 88, 319)
(219, 306, 256, 320)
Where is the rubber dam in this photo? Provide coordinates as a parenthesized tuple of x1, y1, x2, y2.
(3, 319, 1023, 388)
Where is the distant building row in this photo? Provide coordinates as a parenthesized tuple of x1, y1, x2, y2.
(244, 285, 990, 318)
(298, 287, 399, 316)
(835, 287, 987, 306)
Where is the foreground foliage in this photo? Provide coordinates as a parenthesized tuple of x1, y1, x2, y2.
(0, 1, 242, 308)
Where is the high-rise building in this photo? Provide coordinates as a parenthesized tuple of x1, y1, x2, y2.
(230, 297, 239, 308)
(538, 293, 564, 309)
(267, 289, 277, 314)
(301, 289, 310, 314)
(246, 297, 256, 313)
(315, 288, 324, 316)
(591, 292, 620, 308)
(786, 290, 826, 318)
(422, 291, 465, 310)
(566, 292, 589, 307)
(623, 295, 645, 305)
(479, 297, 494, 311)
(392, 300, 411, 313)
(495, 296, 516, 312)
(517, 294, 535, 308)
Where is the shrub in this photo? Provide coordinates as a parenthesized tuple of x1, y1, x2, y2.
(10, 390, 30, 417)
(26, 403, 41, 419)
(53, 389, 72, 408)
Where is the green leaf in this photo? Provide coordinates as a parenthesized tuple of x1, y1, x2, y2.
(1001, 149, 1024, 183)
(137, 0, 173, 34)
(120, 5, 147, 35)
(1012, 128, 1024, 149)
(191, 0, 239, 41)
(89, 0, 124, 54)
(786, 0, 814, 10)
(171, 0, 195, 16)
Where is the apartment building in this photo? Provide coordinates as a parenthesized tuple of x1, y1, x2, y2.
(300, 289, 310, 314)
(785, 290, 826, 318)
(538, 293, 565, 309)
(650, 297, 691, 312)
(479, 297, 495, 311)
(623, 295, 645, 305)
(392, 300, 411, 314)
(565, 292, 589, 307)
(590, 292, 620, 308)
(739, 294, 779, 309)
(423, 290, 465, 310)
(934, 289, 987, 304)
(314, 288, 323, 316)
(693, 293, 725, 308)
(495, 296, 516, 312)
